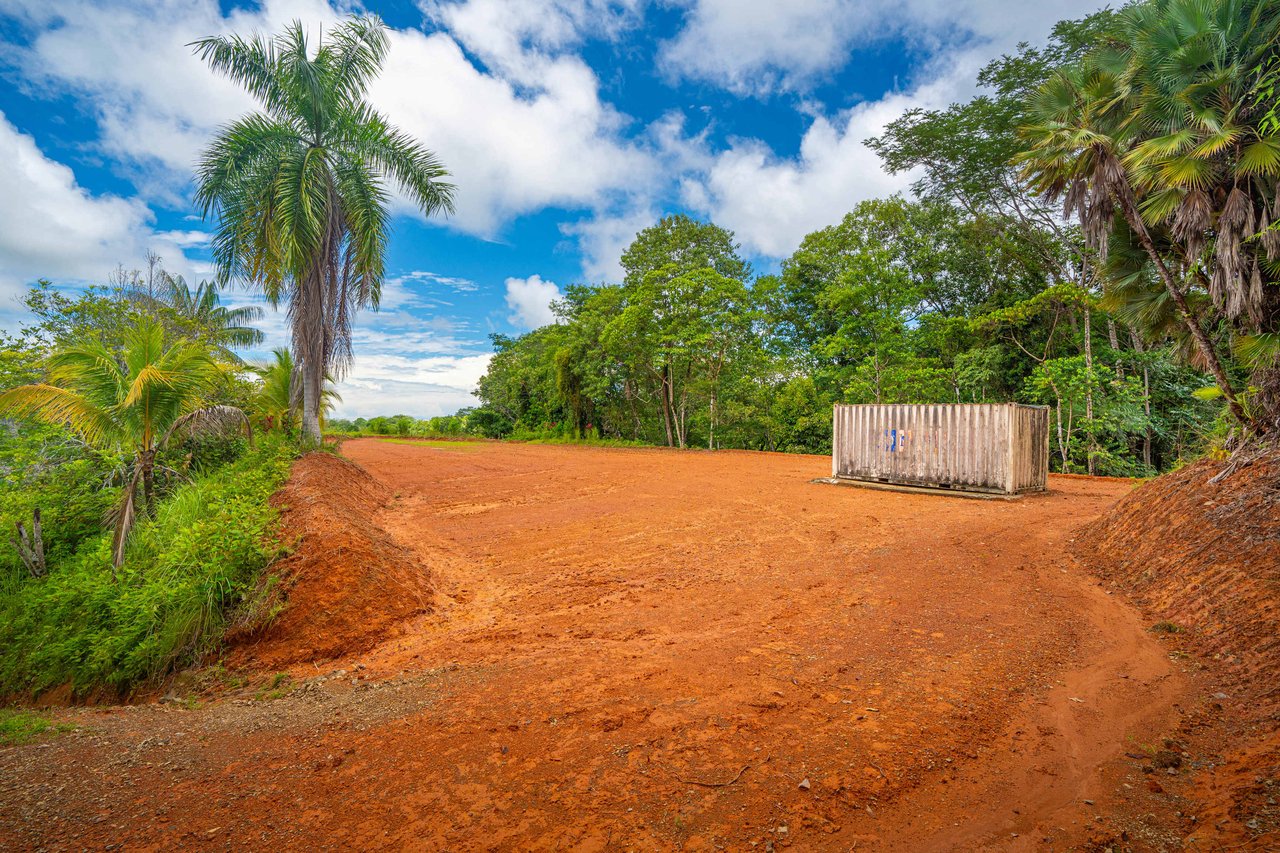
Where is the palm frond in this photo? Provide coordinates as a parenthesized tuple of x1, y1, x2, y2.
(1237, 137, 1280, 175)
(107, 469, 141, 571)
(162, 405, 253, 448)
(189, 29, 291, 121)
(0, 384, 122, 448)
(1234, 331, 1280, 367)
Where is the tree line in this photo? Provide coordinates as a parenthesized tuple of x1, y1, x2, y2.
(457, 0, 1280, 476)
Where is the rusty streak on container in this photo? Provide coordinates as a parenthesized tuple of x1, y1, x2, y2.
(831, 403, 1050, 496)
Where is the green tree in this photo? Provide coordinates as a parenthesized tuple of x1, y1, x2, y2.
(605, 266, 753, 447)
(252, 347, 340, 432)
(620, 215, 752, 289)
(128, 274, 265, 362)
(1018, 0, 1280, 433)
(0, 321, 248, 568)
(192, 16, 455, 445)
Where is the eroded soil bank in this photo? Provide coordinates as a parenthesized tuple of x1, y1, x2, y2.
(1080, 451, 1280, 850)
(0, 440, 1257, 850)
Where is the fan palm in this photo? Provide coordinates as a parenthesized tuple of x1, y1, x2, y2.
(127, 273, 265, 362)
(1018, 0, 1280, 430)
(0, 321, 250, 569)
(253, 347, 340, 432)
(192, 16, 454, 445)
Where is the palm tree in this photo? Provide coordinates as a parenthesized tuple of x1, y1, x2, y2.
(1018, 0, 1280, 432)
(253, 347, 340, 432)
(192, 16, 454, 445)
(0, 321, 250, 569)
(126, 273, 265, 362)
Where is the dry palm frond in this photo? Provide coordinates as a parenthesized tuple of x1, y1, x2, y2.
(1171, 189, 1212, 258)
(1220, 186, 1255, 235)
(1248, 256, 1266, 325)
(107, 470, 142, 574)
(162, 405, 253, 448)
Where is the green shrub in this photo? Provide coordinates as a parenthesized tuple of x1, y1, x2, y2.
(0, 435, 296, 697)
(0, 708, 73, 745)
(0, 422, 119, 576)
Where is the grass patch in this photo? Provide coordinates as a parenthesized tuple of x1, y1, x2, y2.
(1151, 620, 1183, 634)
(512, 433, 651, 448)
(254, 671, 293, 701)
(375, 438, 485, 450)
(0, 435, 297, 698)
(0, 709, 73, 746)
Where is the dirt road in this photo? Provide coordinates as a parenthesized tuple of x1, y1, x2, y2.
(0, 440, 1190, 850)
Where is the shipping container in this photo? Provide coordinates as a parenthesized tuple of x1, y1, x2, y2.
(831, 403, 1050, 495)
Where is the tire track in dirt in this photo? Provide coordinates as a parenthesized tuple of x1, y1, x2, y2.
(0, 440, 1190, 851)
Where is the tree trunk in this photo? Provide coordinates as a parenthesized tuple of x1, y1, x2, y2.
(708, 391, 716, 450)
(1127, 327, 1153, 469)
(1082, 306, 1097, 476)
(660, 363, 675, 448)
(1055, 398, 1069, 471)
(1106, 165, 1247, 425)
(676, 383, 688, 449)
(140, 449, 156, 517)
(1107, 318, 1122, 379)
(625, 379, 642, 440)
(300, 357, 322, 447)
(1142, 364, 1153, 468)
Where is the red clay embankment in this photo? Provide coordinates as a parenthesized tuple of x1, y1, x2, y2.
(225, 451, 434, 670)
(1081, 451, 1280, 848)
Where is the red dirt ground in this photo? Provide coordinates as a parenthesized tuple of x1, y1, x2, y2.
(0, 439, 1258, 850)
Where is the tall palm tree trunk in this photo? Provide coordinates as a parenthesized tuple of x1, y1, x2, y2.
(296, 262, 328, 447)
(1103, 155, 1247, 425)
(300, 360, 323, 446)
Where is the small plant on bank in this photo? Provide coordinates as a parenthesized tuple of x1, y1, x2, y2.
(0, 709, 74, 746)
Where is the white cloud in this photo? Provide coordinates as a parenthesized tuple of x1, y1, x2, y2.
(561, 205, 659, 282)
(233, 292, 490, 418)
(659, 0, 1110, 95)
(5, 0, 659, 250)
(0, 111, 201, 307)
(422, 0, 642, 83)
(660, 0, 872, 95)
(330, 353, 491, 418)
(155, 229, 213, 248)
(686, 80, 956, 257)
(373, 27, 654, 236)
(416, 271, 480, 292)
(504, 274, 562, 328)
(332, 310, 490, 417)
(673, 0, 1112, 257)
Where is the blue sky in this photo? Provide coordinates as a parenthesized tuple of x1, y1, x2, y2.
(0, 0, 1108, 417)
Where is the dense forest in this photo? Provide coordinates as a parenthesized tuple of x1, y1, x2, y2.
(336, 4, 1279, 477)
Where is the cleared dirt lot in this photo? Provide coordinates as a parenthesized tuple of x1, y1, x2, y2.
(0, 440, 1188, 850)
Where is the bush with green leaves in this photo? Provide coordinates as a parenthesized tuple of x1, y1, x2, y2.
(0, 434, 296, 697)
(0, 422, 119, 577)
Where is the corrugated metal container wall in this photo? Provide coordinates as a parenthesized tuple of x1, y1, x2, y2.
(831, 403, 1050, 495)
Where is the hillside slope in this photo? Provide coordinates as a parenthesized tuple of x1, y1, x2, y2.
(1080, 451, 1280, 848)
(225, 451, 434, 670)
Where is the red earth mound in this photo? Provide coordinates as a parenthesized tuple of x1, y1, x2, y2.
(1080, 450, 1280, 848)
(225, 451, 433, 670)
